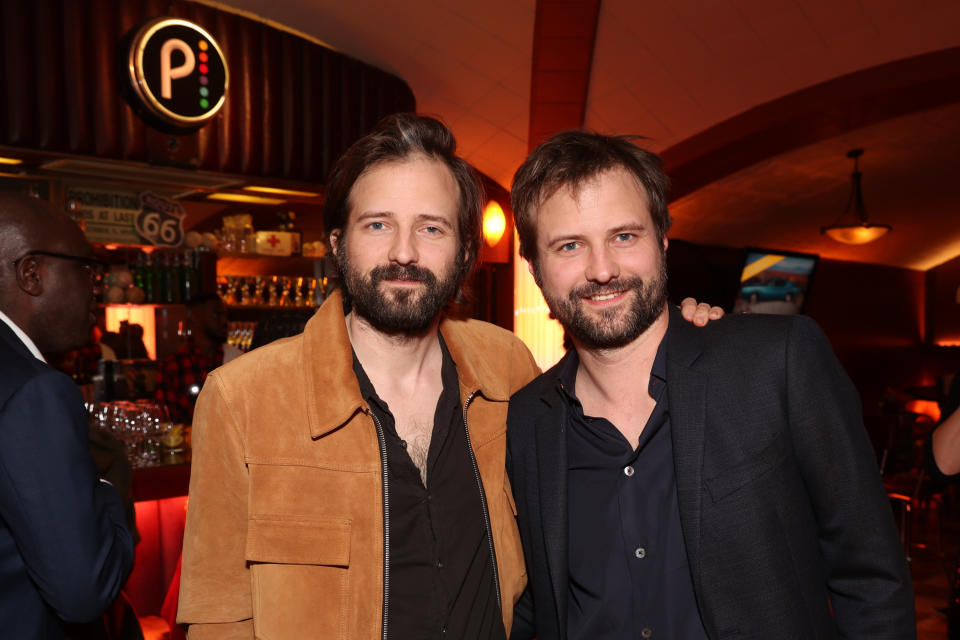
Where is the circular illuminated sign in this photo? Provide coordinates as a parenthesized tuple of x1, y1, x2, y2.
(126, 18, 228, 131)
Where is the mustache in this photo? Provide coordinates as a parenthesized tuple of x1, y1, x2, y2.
(570, 276, 646, 299)
(369, 263, 436, 284)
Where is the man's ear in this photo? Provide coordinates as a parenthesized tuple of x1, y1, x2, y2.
(15, 256, 43, 297)
(328, 229, 342, 259)
(663, 237, 669, 253)
(527, 259, 544, 287)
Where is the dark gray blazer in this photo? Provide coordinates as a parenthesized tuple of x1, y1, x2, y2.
(0, 320, 134, 638)
(506, 307, 914, 640)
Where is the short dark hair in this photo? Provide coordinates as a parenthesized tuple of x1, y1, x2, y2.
(511, 131, 671, 265)
(323, 113, 483, 290)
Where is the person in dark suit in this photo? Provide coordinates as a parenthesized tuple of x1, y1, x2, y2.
(0, 194, 135, 638)
(505, 132, 915, 639)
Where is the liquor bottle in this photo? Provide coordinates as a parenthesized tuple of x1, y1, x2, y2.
(162, 253, 177, 304)
(181, 249, 200, 302)
(143, 252, 156, 303)
(169, 252, 182, 304)
(287, 212, 302, 256)
(132, 251, 146, 291)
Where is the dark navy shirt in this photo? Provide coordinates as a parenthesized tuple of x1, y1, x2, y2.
(353, 335, 504, 640)
(561, 329, 709, 640)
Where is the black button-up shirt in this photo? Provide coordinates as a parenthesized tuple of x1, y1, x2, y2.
(561, 329, 709, 640)
(353, 335, 504, 640)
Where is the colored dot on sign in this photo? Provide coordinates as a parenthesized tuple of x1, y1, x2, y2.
(199, 52, 208, 62)
(200, 98, 210, 109)
(199, 63, 209, 74)
(199, 87, 209, 97)
(198, 40, 208, 51)
(199, 76, 209, 86)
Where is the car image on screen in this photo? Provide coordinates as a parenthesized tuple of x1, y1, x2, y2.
(738, 276, 804, 304)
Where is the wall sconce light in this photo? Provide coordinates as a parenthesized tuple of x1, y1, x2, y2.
(483, 201, 506, 247)
(821, 149, 891, 245)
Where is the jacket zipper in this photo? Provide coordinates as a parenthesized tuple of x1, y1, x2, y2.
(461, 391, 503, 614)
(366, 408, 391, 640)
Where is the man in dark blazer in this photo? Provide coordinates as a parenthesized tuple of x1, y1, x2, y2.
(0, 194, 135, 638)
(505, 132, 914, 639)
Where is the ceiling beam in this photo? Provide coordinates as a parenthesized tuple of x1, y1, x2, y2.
(527, 0, 602, 152)
(662, 47, 960, 203)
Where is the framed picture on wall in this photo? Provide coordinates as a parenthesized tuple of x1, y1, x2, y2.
(734, 248, 819, 315)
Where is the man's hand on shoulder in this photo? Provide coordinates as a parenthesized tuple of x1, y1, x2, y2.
(679, 298, 725, 326)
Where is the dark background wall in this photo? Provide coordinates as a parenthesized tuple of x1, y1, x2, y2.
(666, 239, 960, 449)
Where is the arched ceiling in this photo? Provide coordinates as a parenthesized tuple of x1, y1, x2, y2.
(206, 0, 960, 270)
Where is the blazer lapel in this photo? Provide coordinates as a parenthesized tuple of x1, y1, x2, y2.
(534, 370, 569, 637)
(666, 308, 707, 591)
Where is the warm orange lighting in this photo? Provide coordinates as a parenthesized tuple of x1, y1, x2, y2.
(906, 399, 941, 424)
(105, 305, 156, 359)
(0, 156, 23, 165)
(822, 224, 890, 245)
(513, 231, 565, 370)
(242, 185, 320, 198)
(207, 192, 286, 205)
(483, 201, 507, 248)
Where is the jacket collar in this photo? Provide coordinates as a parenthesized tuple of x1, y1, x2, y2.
(301, 289, 512, 440)
(665, 305, 707, 587)
(0, 309, 44, 362)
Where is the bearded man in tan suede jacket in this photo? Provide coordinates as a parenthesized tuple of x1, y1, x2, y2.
(178, 114, 719, 639)
(177, 114, 541, 640)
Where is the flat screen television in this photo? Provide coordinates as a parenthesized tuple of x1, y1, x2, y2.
(733, 248, 818, 315)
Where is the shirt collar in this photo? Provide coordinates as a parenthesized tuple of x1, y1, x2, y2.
(557, 324, 670, 398)
(351, 332, 458, 410)
(0, 309, 45, 362)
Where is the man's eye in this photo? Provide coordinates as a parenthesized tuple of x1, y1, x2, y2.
(615, 233, 634, 242)
(424, 226, 441, 234)
(560, 242, 580, 252)
(368, 221, 386, 231)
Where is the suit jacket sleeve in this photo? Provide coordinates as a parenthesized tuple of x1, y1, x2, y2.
(786, 317, 914, 636)
(0, 370, 134, 622)
(178, 372, 255, 639)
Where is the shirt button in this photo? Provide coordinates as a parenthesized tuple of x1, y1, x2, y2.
(624, 465, 635, 477)
(641, 628, 652, 639)
(635, 547, 646, 559)
(436, 560, 444, 569)
(400, 440, 407, 449)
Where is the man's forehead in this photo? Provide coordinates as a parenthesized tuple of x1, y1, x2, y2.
(348, 155, 460, 219)
(538, 168, 649, 214)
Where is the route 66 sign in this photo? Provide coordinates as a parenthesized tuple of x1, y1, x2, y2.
(136, 192, 185, 247)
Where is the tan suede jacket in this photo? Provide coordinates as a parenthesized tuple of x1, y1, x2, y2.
(178, 290, 540, 639)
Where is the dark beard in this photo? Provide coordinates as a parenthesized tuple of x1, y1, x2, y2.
(538, 255, 668, 350)
(339, 253, 459, 335)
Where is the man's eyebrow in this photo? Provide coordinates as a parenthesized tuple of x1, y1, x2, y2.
(607, 223, 647, 235)
(544, 223, 647, 246)
(355, 210, 394, 222)
(416, 214, 454, 228)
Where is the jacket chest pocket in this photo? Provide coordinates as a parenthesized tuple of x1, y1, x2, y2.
(246, 517, 352, 640)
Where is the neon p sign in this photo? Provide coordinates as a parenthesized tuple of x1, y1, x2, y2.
(125, 18, 228, 132)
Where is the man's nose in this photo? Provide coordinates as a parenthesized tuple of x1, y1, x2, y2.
(585, 246, 619, 284)
(387, 230, 418, 265)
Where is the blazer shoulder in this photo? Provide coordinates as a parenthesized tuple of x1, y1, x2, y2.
(0, 339, 64, 403)
(693, 311, 821, 351)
